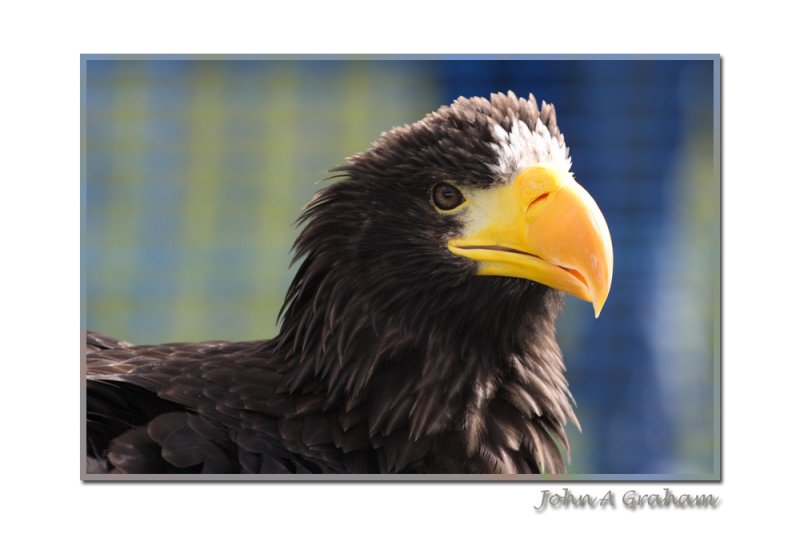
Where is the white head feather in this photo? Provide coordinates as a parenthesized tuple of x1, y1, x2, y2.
(488, 116, 572, 179)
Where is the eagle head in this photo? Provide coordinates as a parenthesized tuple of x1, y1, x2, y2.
(289, 91, 612, 334)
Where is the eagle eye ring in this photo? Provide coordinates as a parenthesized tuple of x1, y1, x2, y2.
(432, 183, 466, 211)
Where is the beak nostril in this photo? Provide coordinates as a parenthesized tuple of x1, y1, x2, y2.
(528, 192, 550, 212)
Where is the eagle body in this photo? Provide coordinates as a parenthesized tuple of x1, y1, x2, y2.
(86, 92, 612, 475)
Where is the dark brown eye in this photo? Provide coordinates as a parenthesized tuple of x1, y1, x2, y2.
(432, 183, 465, 211)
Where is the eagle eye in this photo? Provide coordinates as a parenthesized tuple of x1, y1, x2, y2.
(432, 183, 465, 211)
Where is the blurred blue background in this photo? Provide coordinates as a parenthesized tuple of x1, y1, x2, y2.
(82, 57, 719, 478)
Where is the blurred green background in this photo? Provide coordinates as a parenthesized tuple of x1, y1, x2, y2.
(82, 57, 719, 477)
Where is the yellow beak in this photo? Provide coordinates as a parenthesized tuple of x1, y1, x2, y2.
(448, 164, 613, 317)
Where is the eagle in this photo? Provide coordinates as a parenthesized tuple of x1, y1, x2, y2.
(85, 91, 613, 475)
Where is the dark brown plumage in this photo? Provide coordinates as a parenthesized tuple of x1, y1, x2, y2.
(85, 92, 590, 475)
